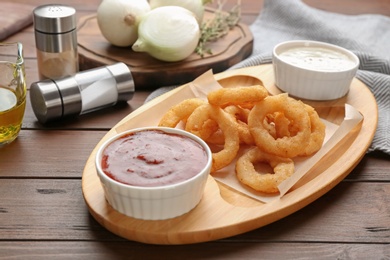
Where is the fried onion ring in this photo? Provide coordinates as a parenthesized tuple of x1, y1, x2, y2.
(248, 94, 311, 158)
(236, 147, 295, 193)
(224, 105, 254, 145)
(185, 104, 240, 172)
(200, 105, 254, 145)
(224, 105, 250, 123)
(207, 85, 268, 109)
(263, 111, 302, 139)
(205, 127, 225, 145)
(158, 98, 205, 127)
(298, 104, 326, 156)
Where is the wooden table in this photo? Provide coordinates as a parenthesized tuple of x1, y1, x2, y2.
(1, 0, 389, 258)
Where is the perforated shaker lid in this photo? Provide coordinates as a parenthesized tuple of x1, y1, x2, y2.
(33, 4, 76, 33)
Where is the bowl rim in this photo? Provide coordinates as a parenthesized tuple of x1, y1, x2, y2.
(95, 126, 213, 191)
(272, 40, 360, 73)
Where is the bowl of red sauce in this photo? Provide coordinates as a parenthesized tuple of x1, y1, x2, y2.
(95, 127, 212, 220)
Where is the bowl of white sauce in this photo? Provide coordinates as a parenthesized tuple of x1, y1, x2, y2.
(272, 40, 359, 100)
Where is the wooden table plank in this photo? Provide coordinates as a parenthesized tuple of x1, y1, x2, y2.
(0, 179, 389, 243)
(23, 91, 149, 130)
(304, 0, 390, 16)
(0, 131, 104, 178)
(1, 0, 389, 258)
(1, 241, 389, 259)
(1, 130, 389, 180)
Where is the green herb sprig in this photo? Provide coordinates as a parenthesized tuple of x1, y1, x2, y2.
(196, 0, 242, 57)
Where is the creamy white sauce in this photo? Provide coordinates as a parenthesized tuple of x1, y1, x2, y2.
(278, 47, 356, 71)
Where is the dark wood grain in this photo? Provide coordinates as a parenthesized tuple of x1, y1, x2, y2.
(22, 91, 149, 129)
(304, 0, 390, 16)
(0, 180, 389, 243)
(1, 0, 390, 258)
(0, 241, 389, 259)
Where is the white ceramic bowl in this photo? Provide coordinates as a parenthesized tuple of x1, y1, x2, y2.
(272, 40, 359, 100)
(95, 127, 212, 220)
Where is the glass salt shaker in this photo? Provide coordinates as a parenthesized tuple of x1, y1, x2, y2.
(29, 62, 135, 124)
(33, 4, 79, 80)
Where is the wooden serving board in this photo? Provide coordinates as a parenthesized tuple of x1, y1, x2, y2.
(82, 64, 377, 245)
(77, 8, 253, 89)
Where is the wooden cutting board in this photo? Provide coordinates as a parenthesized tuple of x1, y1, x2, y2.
(82, 64, 378, 245)
(77, 8, 253, 89)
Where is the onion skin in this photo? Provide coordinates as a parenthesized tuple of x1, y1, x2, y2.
(97, 0, 150, 47)
(132, 6, 200, 62)
(149, 0, 204, 24)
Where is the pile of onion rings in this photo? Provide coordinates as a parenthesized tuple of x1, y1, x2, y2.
(158, 84, 326, 193)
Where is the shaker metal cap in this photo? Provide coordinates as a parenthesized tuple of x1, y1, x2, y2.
(106, 63, 135, 102)
(33, 4, 76, 33)
(30, 78, 82, 124)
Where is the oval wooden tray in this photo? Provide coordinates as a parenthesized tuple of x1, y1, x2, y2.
(82, 64, 377, 245)
(77, 8, 253, 89)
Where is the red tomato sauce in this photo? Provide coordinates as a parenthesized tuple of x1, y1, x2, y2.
(101, 130, 208, 187)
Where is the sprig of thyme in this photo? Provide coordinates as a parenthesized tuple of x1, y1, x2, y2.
(196, 0, 241, 57)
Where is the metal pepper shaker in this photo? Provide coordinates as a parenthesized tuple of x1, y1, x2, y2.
(29, 62, 135, 124)
(33, 4, 79, 80)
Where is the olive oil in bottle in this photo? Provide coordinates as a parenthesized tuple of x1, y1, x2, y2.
(0, 86, 26, 145)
